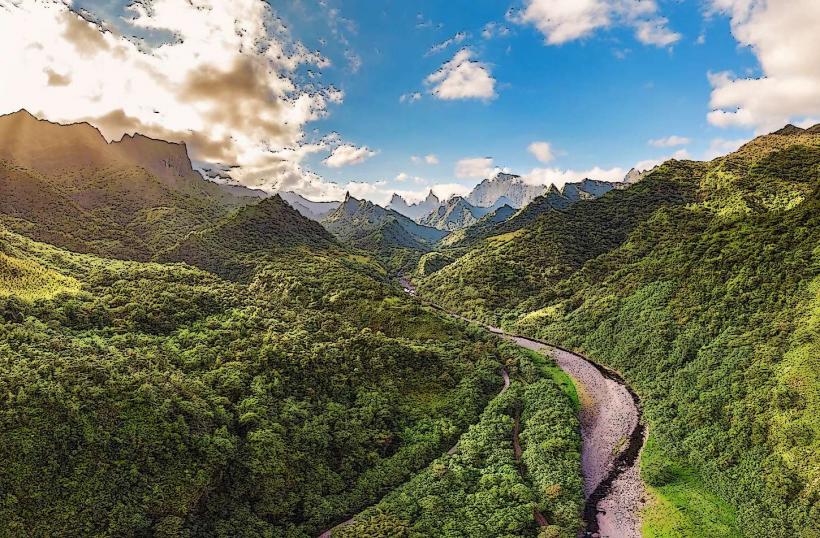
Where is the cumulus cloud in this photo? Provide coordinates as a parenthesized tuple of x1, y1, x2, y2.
(426, 48, 496, 101)
(455, 157, 496, 179)
(0, 0, 342, 192)
(509, 0, 680, 47)
(522, 166, 627, 189)
(706, 0, 820, 132)
(482, 22, 511, 40)
(649, 135, 691, 147)
(634, 18, 681, 46)
(527, 141, 555, 163)
(323, 144, 376, 168)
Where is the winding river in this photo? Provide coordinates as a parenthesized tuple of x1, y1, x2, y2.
(320, 279, 646, 537)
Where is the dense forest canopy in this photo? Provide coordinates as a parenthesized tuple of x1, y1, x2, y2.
(0, 112, 584, 536)
(1, 106, 818, 538)
(417, 130, 820, 537)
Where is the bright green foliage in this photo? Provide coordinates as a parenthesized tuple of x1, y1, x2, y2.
(640, 435, 740, 537)
(0, 225, 506, 537)
(418, 160, 702, 326)
(418, 132, 820, 537)
(0, 247, 79, 300)
(337, 343, 583, 537)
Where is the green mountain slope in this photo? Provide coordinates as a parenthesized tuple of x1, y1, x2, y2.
(0, 110, 256, 260)
(0, 222, 514, 537)
(160, 195, 338, 279)
(418, 161, 702, 324)
(418, 127, 820, 537)
(322, 194, 448, 273)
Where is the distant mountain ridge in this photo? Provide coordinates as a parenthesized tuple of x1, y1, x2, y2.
(420, 195, 513, 231)
(322, 193, 447, 272)
(323, 194, 447, 244)
(387, 190, 441, 221)
(560, 179, 616, 202)
(279, 191, 341, 221)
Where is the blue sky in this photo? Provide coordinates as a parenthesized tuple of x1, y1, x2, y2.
(274, 0, 759, 193)
(3, 0, 818, 203)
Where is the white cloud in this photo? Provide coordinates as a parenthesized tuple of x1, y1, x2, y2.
(429, 183, 472, 200)
(344, 49, 363, 73)
(396, 184, 471, 202)
(707, 0, 820, 132)
(522, 166, 627, 189)
(344, 180, 389, 202)
(426, 31, 468, 56)
(400, 92, 422, 104)
(456, 157, 496, 179)
(527, 141, 555, 163)
(426, 48, 496, 101)
(649, 135, 691, 147)
(634, 18, 681, 46)
(703, 138, 749, 160)
(323, 144, 376, 168)
(0, 0, 341, 192)
(482, 22, 511, 40)
(509, 0, 680, 47)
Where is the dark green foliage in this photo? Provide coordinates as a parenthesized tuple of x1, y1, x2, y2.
(159, 195, 338, 280)
(338, 342, 583, 538)
(418, 132, 820, 537)
(419, 160, 703, 325)
(0, 227, 505, 537)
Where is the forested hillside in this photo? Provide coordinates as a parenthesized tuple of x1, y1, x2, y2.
(0, 110, 257, 261)
(0, 112, 589, 536)
(322, 194, 448, 274)
(0, 221, 512, 536)
(418, 128, 820, 537)
(418, 161, 702, 325)
(337, 343, 582, 538)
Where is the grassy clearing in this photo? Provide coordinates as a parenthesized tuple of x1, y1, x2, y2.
(640, 435, 739, 537)
(0, 250, 80, 300)
(517, 345, 579, 410)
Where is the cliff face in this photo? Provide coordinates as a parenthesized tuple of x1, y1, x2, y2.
(387, 190, 441, 221)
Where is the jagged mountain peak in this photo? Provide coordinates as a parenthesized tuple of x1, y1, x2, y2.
(467, 172, 545, 209)
(489, 171, 522, 182)
(387, 189, 442, 221)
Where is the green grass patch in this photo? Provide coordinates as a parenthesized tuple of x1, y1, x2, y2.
(0, 251, 80, 300)
(517, 345, 579, 410)
(640, 434, 739, 537)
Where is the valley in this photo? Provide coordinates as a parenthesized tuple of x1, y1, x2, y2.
(396, 278, 647, 537)
(0, 112, 817, 538)
(3, 2, 819, 537)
